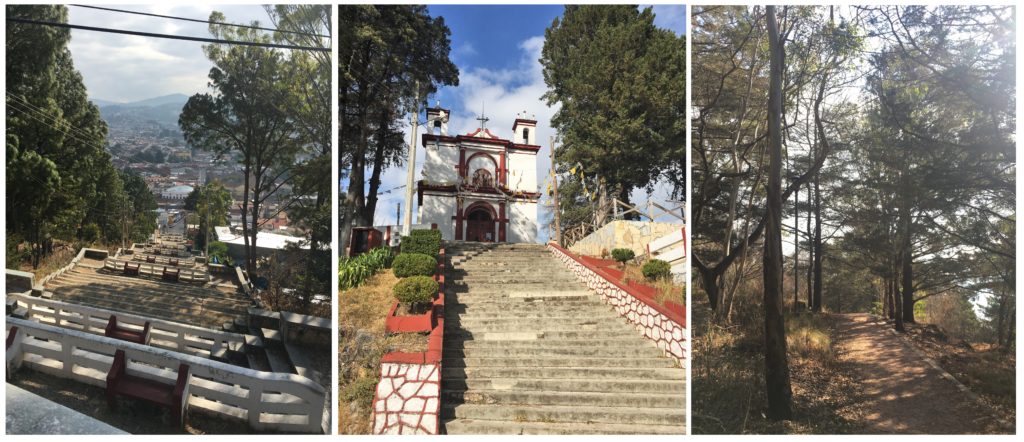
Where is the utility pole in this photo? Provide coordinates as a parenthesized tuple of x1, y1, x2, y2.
(402, 82, 420, 235)
(396, 203, 401, 226)
(550, 135, 562, 246)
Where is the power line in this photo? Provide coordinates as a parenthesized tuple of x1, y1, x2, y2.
(6, 17, 330, 52)
(69, 4, 329, 39)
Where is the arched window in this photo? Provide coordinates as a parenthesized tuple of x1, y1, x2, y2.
(523, 127, 529, 142)
(432, 119, 441, 135)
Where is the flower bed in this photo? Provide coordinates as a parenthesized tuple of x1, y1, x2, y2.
(372, 246, 446, 435)
(548, 242, 686, 365)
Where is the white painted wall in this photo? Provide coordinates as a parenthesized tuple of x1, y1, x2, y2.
(418, 194, 456, 240)
(508, 201, 538, 243)
(507, 151, 538, 193)
(421, 141, 458, 184)
(467, 154, 497, 184)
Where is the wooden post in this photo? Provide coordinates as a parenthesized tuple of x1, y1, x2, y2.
(550, 135, 562, 246)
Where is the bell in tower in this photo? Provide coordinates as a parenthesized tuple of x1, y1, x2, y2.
(426, 102, 450, 136)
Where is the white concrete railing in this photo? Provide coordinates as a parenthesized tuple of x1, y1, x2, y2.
(36, 248, 88, 288)
(6, 317, 327, 433)
(10, 294, 245, 359)
(103, 258, 210, 283)
(130, 254, 197, 267)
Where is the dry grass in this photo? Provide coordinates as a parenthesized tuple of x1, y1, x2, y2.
(621, 263, 684, 307)
(338, 271, 429, 434)
(692, 286, 866, 434)
(903, 322, 1016, 428)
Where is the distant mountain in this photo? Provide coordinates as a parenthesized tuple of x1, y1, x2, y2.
(122, 93, 190, 108)
(89, 97, 120, 107)
(94, 94, 191, 128)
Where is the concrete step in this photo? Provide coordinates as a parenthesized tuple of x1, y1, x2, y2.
(442, 346, 665, 359)
(52, 287, 247, 319)
(442, 388, 685, 409)
(442, 377, 685, 394)
(441, 403, 685, 427)
(445, 316, 626, 329)
(445, 303, 612, 315)
(442, 366, 685, 381)
(442, 418, 684, 435)
(445, 329, 645, 341)
(445, 291, 591, 301)
(447, 337, 665, 350)
(443, 357, 676, 369)
(47, 294, 235, 330)
(58, 271, 240, 300)
(53, 274, 249, 306)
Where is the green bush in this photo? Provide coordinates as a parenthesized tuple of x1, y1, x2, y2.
(611, 248, 635, 264)
(393, 275, 438, 304)
(642, 259, 672, 280)
(400, 229, 441, 257)
(338, 246, 394, 290)
(392, 253, 437, 278)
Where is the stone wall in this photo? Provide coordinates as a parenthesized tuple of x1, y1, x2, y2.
(569, 220, 682, 257)
(371, 362, 441, 435)
(549, 243, 686, 366)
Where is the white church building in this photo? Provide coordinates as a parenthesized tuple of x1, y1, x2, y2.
(416, 105, 540, 243)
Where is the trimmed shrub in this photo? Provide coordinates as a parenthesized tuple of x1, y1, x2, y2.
(611, 248, 635, 265)
(393, 275, 438, 304)
(400, 229, 441, 257)
(392, 253, 437, 278)
(642, 259, 672, 280)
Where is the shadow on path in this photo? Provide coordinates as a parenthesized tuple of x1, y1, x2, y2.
(833, 313, 1008, 434)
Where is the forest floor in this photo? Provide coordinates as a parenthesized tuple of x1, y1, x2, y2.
(833, 313, 1011, 434)
(902, 321, 1016, 429)
(692, 301, 868, 434)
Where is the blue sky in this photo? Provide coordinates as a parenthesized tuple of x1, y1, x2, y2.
(365, 5, 687, 242)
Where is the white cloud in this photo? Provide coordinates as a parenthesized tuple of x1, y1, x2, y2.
(66, 4, 273, 103)
(370, 27, 686, 238)
(371, 34, 560, 234)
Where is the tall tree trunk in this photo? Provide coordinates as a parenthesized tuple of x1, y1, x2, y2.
(240, 163, 254, 276)
(794, 182, 800, 310)
(894, 253, 905, 332)
(812, 168, 822, 312)
(806, 179, 813, 310)
(339, 107, 369, 254)
(763, 6, 793, 420)
(363, 109, 390, 225)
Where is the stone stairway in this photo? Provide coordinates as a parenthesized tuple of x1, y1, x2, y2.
(441, 242, 685, 435)
(45, 266, 250, 330)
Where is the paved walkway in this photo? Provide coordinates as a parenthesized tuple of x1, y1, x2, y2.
(833, 313, 1006, 434)
(6, 384, 128, 434)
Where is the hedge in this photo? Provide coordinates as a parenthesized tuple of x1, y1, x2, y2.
(400, 229, 442, 257)
(392, 253, 437, 278)
(393, 275, 439, 304)
(611, 248, 635, 264)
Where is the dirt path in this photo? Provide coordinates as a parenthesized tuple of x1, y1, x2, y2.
(833, 313, 1008, 434)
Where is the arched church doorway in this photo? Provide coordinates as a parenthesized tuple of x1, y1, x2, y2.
(465, 206, 496, 242)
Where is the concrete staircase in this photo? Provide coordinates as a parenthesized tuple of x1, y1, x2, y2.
(441, 242, 685, 435)
(45, 266, 250, 330)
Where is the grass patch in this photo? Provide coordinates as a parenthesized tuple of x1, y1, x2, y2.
(904, 323, 1016, 427)
(692, 290, 866, 434)
(339, 271, 429, 434)
(622, 263, 684, 308)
